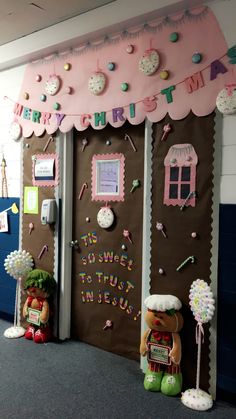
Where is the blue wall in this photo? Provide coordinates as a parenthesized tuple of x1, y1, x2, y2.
(0, 198, 19, 319)
(217, 204, 236, 397)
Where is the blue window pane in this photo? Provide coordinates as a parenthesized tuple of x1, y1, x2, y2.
(169, 184, 178, 199)
(181, 184, 190, 199)
(181, 167, 190, 181)
(170, 167, 179, 181)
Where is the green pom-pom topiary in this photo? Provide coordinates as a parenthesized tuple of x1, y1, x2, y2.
(24, 269, 56, 296)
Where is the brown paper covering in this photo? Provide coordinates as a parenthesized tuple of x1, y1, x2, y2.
(71, 122, 145, 360)
(151, 112, 215, 390)
(21, 134, 56, 325)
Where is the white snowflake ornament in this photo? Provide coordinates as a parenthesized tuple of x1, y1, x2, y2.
(88, 71, 106, 95)
(139, 49, 160, 76)
(216, 87, 236, 114)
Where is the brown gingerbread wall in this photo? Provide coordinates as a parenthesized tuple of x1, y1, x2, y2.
(150, 112, 215, 390)
(21, 134, 56, 325)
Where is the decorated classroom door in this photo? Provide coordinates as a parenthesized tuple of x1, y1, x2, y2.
(71, 122, 144, 360)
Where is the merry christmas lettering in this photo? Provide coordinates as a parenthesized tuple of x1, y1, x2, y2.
(13, 59, 227, 127)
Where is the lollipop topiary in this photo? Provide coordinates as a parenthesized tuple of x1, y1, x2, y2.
(4, 250, 34, 338)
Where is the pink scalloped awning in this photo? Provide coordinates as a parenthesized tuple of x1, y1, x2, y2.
(12, 7, 235, 137)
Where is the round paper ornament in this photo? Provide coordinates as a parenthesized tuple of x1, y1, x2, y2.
(181, 279, 215, 411)
(45, 74, 61, 96)
(4, 250, 34, 338)
(88, 71, 106, 95)
(139, 49, 160, 76)
(9, 121, 22, 142)
(216, 87, 236, 115)
(97, 206, 114, 229)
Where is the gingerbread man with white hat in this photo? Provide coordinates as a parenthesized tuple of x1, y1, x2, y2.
(140, 294, 183, 396)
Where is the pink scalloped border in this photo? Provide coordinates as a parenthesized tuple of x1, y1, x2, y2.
(32, 153, 59, 187)
(91, 153, 125, 202)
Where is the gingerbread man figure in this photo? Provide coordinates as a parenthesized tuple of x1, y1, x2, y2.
(140, 294, 183, 396)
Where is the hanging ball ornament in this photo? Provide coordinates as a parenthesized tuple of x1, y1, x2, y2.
(40, 94, 47, 102)
(121, 82, 129, 92)
(107, 62, 115, 71)
(36, 74, 42, 82)
(64, 63, 71, 71)
(160, 70, 169, 80)
(53, 102, 60, 110)
(4, 250, 34, 280)
(88, 71, 106, 95)
(169, 32, 179, 42)
(192, 53, 202, 64)
(65, 86, 73, 94)
(126, 44, 134, 54)
(139, 48, 160, 76)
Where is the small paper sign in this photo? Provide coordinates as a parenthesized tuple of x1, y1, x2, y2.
(35, 158, 55, 180)
(147, 343, 171, 365)
(24, 186, 38, 214)
(27, 308, 41, 326)
(0, 211, 8, 232)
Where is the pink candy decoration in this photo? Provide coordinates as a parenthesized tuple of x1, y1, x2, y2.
(28, 222, 34, 235)
(78, 182, 88, 200)
(103, 320, 113, 330)
(81, 138, 88, 151)
(37, 245, 48, 260)
(156, 222, 167, 238)
(160, 123, 172, 141)
(123, 229, 133, 244)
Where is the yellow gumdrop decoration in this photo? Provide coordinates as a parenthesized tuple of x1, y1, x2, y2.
(11, 203, 19, 214)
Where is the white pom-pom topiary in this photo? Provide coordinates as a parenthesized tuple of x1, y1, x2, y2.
(4, 250, 34, 280)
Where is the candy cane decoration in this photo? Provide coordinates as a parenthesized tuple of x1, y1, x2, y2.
(37, 244, 48, 260)
(43, 136, 54, 152)
(78, 182, 88, 200)
(176, 255, 195, 271)
(124, 134, 137, 152)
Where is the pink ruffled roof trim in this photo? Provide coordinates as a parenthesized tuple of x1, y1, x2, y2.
(14, 7, 234, 137)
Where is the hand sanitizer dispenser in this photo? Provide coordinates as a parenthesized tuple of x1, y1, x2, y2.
(41, 199, 56, 225)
